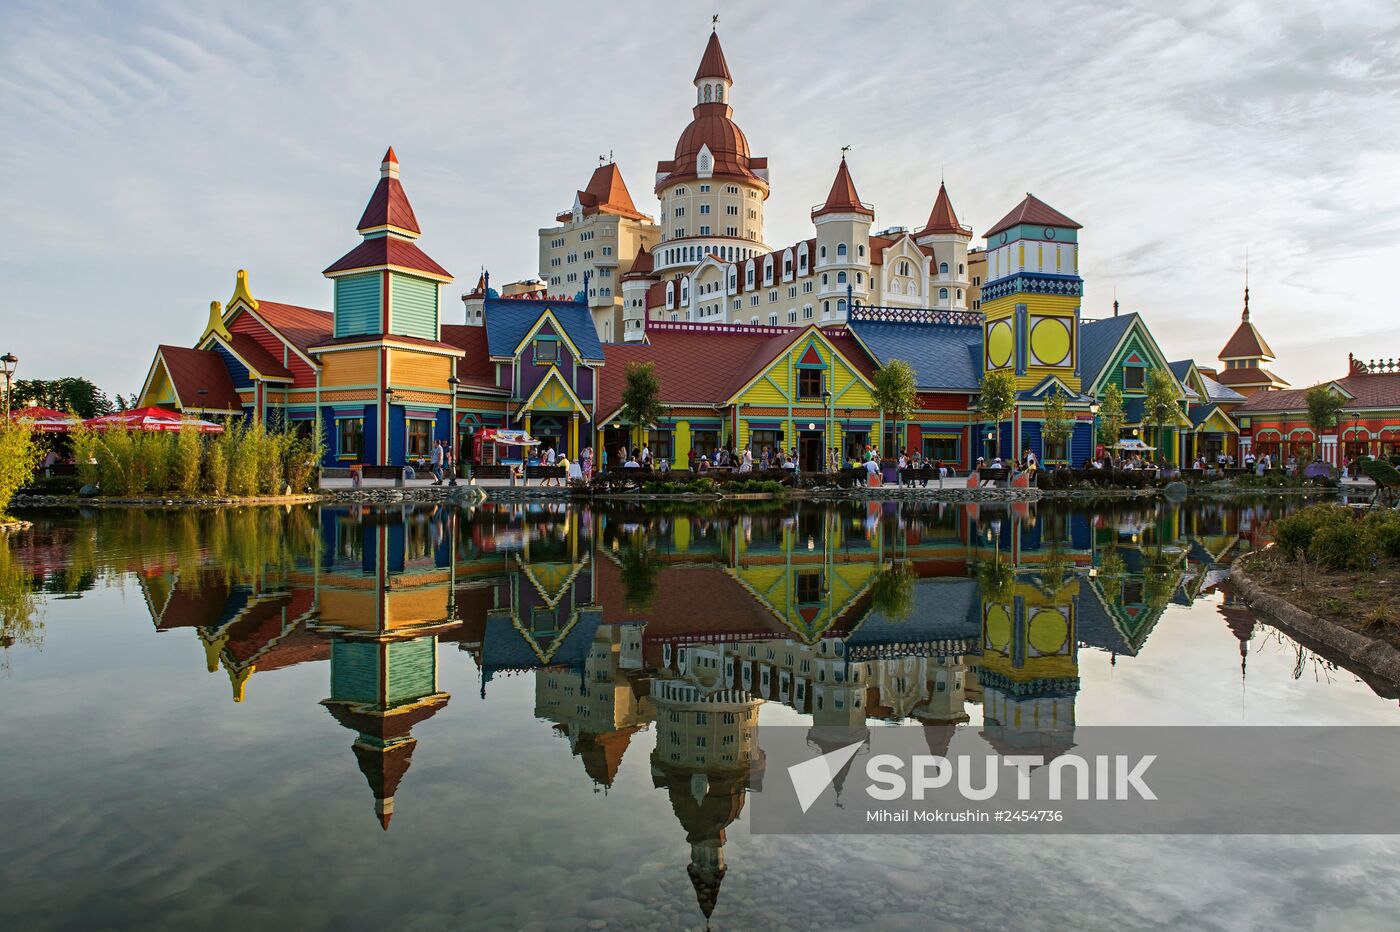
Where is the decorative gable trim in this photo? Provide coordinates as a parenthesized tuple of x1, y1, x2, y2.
(516, 366, 591, 421)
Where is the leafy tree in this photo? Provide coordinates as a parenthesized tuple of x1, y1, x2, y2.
(872, 358, 918, 453)
(1305, 385, 1345, 452)
(11, 377, 114, 418)
(1041, 388, 1072, 463)
(869, 560, 917, 621)
(620, 361, 665, 446)
(1144, 368, 1179, 459)
(1098, 383, 1126, 450)
(978, 368, 1016, 461)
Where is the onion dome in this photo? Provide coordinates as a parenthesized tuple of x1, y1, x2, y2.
(656, 31, 767, 192)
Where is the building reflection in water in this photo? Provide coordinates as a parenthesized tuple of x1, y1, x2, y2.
(118, 498, 1261, 921)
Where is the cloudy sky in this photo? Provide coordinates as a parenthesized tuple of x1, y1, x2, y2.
(3, 0, 1398, 394)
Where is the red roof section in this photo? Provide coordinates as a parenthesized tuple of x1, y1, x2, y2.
(440, 324, 498, 389)
(1215, 365, 1288, 388)
(156, 345, 243, 411)
(324, 236, 451, 279)
(252, 301, 333, 359)
(564, 163, 647, 222)
(919, 182, 970, 236)
(1237, 370, 1400, 412)
(597, 325, 875, 419)
(984, 194, 1082, 238)
(658, 102, 765, 190)
(813, 158, 873, 219)
(694, 30, 732, 82)
(1219, 319, 1274, 360)
(623, 244, 655, 280)
(309, 332, 463, 354)
(225, 332, 293, 380)
(356, 149, 419, 234)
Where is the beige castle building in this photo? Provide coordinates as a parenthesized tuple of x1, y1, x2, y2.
(540, 29, 978, 343)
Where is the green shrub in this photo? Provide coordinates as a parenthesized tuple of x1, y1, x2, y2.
(204, 442, 228, 495)
(1273, 504, 1352, 560)
(1308, 521, 1377, 571)
(1366, 511, 1400, 560)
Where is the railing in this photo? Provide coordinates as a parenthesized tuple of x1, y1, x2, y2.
(1357, 357, 1400, 374)
(848, 304, 984, 326)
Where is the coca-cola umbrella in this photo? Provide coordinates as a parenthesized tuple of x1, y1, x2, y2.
(85, 406, 225, 433)
(7, 406, 80, 433)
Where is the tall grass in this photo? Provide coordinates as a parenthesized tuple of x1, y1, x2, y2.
(82, 417, 324, 498)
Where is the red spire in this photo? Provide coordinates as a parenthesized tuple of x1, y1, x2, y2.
(625, 244, 655, 279)
(812, 157, 873, 219)
(919, 182, 968, 236)
(694, 30, 732, 83)
(1242, 285, 1250, 321)
(356, 148, 421, 236)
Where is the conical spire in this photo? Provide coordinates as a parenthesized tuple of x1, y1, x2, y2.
(920, 182, 968, 236)
(812, 156, 873, 219)
(357, 146, 420, 236)
(694, 30, 732, 83)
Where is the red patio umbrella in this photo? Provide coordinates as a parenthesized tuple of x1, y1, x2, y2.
(7, 406, 80, 432)
(85, 406, 224, 433)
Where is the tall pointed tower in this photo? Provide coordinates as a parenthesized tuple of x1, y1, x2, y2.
(915, 182, 973, 312)
(653, 29, 770, 279)
(812, 156, 874, 317)
(324, 148, 453, 341)
(1215, 284, 1288, 396)
(980, 194, 1083, 391)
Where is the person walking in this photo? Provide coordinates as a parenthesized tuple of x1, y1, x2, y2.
(430, 440, 445, 484)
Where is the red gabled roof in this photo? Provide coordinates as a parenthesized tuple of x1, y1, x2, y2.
(1236, 369, 1400, 413)
(694, 30, 732, 82)
(309, 332, 463, 354)
(984, 193, 1081, 238)
(919, 182, 970, 236)
(1219, 319, 1274, 360)
(356, 148, 420, 235)
(225, 332, 293, 380)
(813, 158, 873, 219)
(156, 345, 243, 411)
(324, 236, 451, 279)
(251, 301, 333, 360)
(440, 324, 498, 389)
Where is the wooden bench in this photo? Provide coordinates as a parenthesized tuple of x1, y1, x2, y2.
(525, 465, 567, 482)
(350, 464, 410, 487)
(471, 464, 513, 481)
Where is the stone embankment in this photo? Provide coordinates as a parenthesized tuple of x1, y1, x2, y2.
(1230, 562, 1400, 698)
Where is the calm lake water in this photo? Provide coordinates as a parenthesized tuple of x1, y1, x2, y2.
(3, 498, 1400, 931)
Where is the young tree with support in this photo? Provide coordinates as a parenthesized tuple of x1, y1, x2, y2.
(872, 359, 917, 456)
(619, 361, 665, 453)
(978, 369, 1016, 463)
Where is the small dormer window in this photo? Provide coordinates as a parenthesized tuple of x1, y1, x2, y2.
(534, 339, 558, 364)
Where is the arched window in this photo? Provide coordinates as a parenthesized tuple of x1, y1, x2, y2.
(857, 272, 863, 284)
(823, 300, 830, 315)
(958, 263, 965, 275)
(837, 298, 846, 312)
(837, 271, 847, 284)
(837, 243, 848, 258)
(939, 287, 949, 299)
(716, 84, 724, 102)
(820, 245, 827, 259)
(704, 84, 712, 102)
(957, 289, 963, 299)
(859, 244, 865, 258)
(821, 273, 828, 285)
(939, 261, 949, 274)
(907, 282, 917, 295)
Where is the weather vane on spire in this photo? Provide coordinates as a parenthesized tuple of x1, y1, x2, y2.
(712, 13, 719, 28)
(840, 145, 851, 158)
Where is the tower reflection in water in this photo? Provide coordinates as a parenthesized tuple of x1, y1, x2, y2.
(132, 498, 1253, 922)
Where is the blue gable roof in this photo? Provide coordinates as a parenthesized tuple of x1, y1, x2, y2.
(849, 320, 982, 390)
(482, 298, 604, 362)
(846, 579, 982, 660)
(1078, 313, 1138, 388)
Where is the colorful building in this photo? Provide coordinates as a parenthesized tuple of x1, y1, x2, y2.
(1235, 354, 1400, 464)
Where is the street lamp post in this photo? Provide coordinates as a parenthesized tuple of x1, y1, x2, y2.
(1, 353, 17, 417)
(1088, 396, 1100, 467)
(447, 375, 461, 485)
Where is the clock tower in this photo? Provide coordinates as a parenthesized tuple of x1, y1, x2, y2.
(980, 194, 1083, 393)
